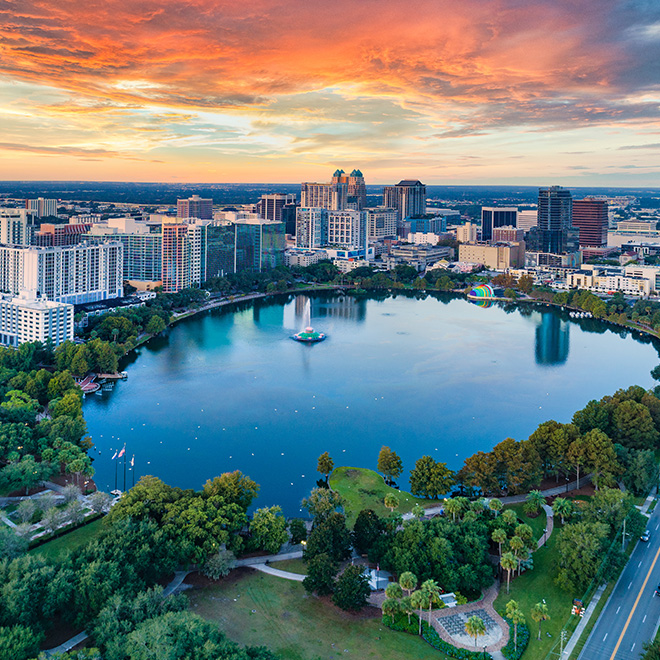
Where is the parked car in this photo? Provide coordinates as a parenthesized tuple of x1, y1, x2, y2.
(655, 583, 660, 596)
(641, 530, 651, 542)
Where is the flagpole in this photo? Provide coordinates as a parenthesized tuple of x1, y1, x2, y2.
(114, 457, 118, 491)
(123, 447, 127, 492)
(132, 455, 135, 488)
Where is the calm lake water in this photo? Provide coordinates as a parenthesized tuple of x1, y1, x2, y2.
(84, 292, 660, 514)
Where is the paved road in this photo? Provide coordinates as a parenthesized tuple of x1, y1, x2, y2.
(578, 504, 660, 660)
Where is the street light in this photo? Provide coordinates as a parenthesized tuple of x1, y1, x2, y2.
(542, 528, 547, 546)
(483, 644, 487, 659)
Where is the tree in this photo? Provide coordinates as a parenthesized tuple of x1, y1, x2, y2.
(411, 590, 429, 635)
(399, 571, 417, 597)
(505, 600, 525, 654)
(584, 488, 631, 534)
(555, 522, 609, 593)
(443, 497, 464, 522)
(289, 518, 307, 545)
(145, 315, 167, 335)
(613, 400, 659, 450)
(465, 615, 487, 649)
(317, 452, 334, 483)
(202, 471, 259, 510)
(567, 436, 589, 489)
(531, 602, 550, 640)
(305, 512, 352, 562)
(409, 456, 455, 499)
(303, 552, 338, 596)
(62, 483, 82, 503)
(250, 505, 288, 554)
(66, 500, 86, 526)
(0, 625, 43, 660)
(421, 579, 441, 625)
(332, 564, 371, 611)
(524, 490, 545, 516)
(385, 582, 403, 600)
(88, 490, 113, 514)
(0, 527, 29, 560)
(400, 595, 414, 624)
(488, 498, 503, 516)
(384, 493, 399, 513)
(492, 528, 507, 557)
(302, 487, 344, 521)
(202, 549, 236, 580)
(584, 429, 622, 490)
(552, 497, 573, 525)
(382, 598, 401, 618)
(377, 446, 403, 485)
(518, 274, 534, 294)
(501, 552, 516, 594)
(16, 499, 36, 524)
(509, 536, 525, 575)
(352, 509, 383, 555)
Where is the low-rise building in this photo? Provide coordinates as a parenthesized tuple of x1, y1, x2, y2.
(284, 248, 328, 267)
(0, 291, 73, 347)
(458, 241, 525, 270)
(383, 244, 453, 271)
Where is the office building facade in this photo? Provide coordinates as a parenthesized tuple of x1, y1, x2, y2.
(26, 198, 57, 218)
(383, 180, 426, 222)
(0, 208, 35, 246)
(538, 186, 574, 254)
(365, 208, 397, 241)
(572, 198, 608, 248)
(177, 195, 213, 220)
(481, 207, 517, 242)
(234, 219, 285, 273)
(300, 181, 347, 210)
(256, 194, 297, 223)
(331, 169, 367, 210)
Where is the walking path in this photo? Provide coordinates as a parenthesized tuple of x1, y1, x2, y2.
(234, 548, 303, 567)
(538, 504, 554, 549)
(44, 570, 191, 656)
(561, 583, 607, 659)
(638, 486, 657, 515)
(253, 564, 305, 582)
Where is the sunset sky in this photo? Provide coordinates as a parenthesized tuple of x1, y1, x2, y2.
(1, 0, 659, 184)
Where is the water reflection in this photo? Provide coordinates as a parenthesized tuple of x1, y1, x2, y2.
(535, 312, 570, 366)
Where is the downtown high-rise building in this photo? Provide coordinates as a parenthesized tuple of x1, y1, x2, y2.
(0, 208, 35, 246)
(161, 220, 209, 293)
(26, 198, 57, 218)
(331, 169, 367, 210)
(177, 195, 213, 220)
(481, 207, 517, 241)
(572, 198, 608, 248)
(383, 180, 426, 222)
(538, 186, 574, 254)
(301, 180, 347, 210)
(256, 194, 297, 223)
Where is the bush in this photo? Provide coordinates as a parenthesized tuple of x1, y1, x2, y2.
(202, 549, 236, 580)
(500, 617, 530, 660)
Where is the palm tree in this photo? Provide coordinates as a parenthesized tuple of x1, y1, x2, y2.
(400, 595, 414, 624)
(505, 600, 525, 654)
(531, 602, 550, 640)
(492, 528, 507, 557)
(509, 535, 525, 575)
(411, 590, 429, 635)
(444, 498, 462, 522)
(382, 598, 401, 618)
(489, 498, 503, 516)
(465, 615, 487, 649)
(501, 552, 516, 594)
(385, 582, 403, 600)
(384, 493, 399, 513)
(421, 579, 441, 625)
(501, 509, 518, 526)
(399, 571, 417, 597)
(525, 490, 546, 515)
(552, 497, 573, 525)
(470, 498, 486, 514)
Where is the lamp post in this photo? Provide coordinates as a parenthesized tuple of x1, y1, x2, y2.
(542, 528, 547, 546)
(483, 644, 487, 659)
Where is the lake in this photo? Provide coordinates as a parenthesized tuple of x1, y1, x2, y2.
(83, 292, 660, 514)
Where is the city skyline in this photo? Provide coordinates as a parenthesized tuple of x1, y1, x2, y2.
(1, 0, 660, 184)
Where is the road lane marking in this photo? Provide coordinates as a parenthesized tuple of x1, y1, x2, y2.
(616, 606, 621, 614)
(609, 542, 660, 660)
(656, 523, 659, 530)
(639, 561, 643, 567)
(644, 615, 648, 623)
(603, 633, 608, 641)
(632, 643, 636, 652)
(629, 581, 633, 589)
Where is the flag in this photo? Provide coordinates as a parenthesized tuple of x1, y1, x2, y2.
(111, 451, 118, 460)
(118, 445, 125, 458)
(130, 455, 135, 467)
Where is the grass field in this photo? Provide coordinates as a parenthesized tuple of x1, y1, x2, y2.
(329, 467, 437, 525)
(189, 569, 454, 660)
(29, 518, 105, 561)
(493, 522, 573, 660)
(270, 558, 307, 575)
(504, 503, 548, 543)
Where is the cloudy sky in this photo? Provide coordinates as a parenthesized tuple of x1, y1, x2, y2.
(1, 0, 659, 184)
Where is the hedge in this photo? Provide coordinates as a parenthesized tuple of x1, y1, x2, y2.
(383, 613, 493, 660)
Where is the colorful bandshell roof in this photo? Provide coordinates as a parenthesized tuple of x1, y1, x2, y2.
(469, 284, 495, 298)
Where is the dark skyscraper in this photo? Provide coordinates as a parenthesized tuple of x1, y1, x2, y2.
(538, 186, 573, 254)
(481, 207, 517, 241)
(572, 198, 608, 248)
(383, 180, 426, 222)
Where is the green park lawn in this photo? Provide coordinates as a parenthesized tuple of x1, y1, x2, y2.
(29, 517, 105, 561)
(269, 558, 307, 575)
(504, 503, 548, 543)
(329, 466, 437, 525)
(493, 524, 573, 660)
(189, 569, 453, 660)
